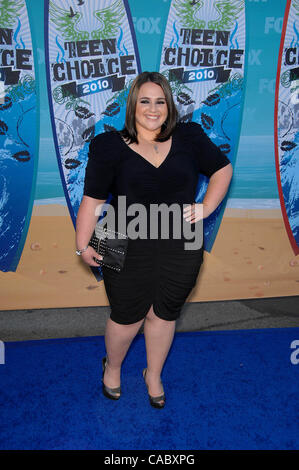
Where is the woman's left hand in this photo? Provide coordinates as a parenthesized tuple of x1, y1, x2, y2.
(184, 164, 232, 223)
(183, 203, 212, 223)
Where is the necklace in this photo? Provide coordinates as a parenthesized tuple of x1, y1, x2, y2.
(138, 135, 160, 154)
(136, 135, 165, 167)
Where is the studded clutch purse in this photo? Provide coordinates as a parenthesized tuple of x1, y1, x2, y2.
(89, 225, 128, 272)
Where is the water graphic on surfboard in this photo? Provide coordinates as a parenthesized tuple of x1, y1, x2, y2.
(275, 0, 299, 255)
(0, 0, 39, 272)
(158, 0, 246, 252)
(45, 0, 141, 278)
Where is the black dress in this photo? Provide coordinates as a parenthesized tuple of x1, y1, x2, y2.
(83, 122, 230, 324)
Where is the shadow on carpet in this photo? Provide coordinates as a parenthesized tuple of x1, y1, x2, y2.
(0, 328, 298, 450)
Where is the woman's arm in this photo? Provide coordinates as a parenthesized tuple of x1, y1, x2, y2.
(202, 163, 233, 218)
(75, 195, 106, 266)
(183, 163, 233, 223)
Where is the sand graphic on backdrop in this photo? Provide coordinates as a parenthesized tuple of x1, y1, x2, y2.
(0, 204, 298, 310)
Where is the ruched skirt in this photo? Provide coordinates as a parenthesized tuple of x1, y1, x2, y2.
(102, 237, 204, 325)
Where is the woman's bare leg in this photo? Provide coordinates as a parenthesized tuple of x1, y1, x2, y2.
(103, 317, 144, 391)
(143, 305, 176, 400)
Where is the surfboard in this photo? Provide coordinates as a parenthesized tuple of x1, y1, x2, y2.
(274, 0, 299, 255)
(158, 0, 246, 252)
(45, 0, 141, 278)
(0, 0, 39, 272)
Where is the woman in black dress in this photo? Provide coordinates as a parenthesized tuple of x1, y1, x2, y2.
(75, 71, 233, 408)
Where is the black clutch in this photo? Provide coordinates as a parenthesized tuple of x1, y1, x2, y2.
(89, 225, 128, 272)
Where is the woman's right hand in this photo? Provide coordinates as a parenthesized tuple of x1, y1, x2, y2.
(80, 246, 103, 267)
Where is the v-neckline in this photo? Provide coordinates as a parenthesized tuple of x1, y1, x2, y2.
(118, 132, 174, 170)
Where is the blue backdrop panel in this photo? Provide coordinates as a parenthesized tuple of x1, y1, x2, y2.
(1, 0, 296, 291)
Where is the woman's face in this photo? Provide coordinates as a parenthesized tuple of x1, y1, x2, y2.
(135, 82, 168, 136)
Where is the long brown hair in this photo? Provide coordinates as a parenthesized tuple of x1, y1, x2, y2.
(120, 72, 178, 143)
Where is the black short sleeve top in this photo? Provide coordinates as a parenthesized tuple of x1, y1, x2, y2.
(83, 121, 231, 205)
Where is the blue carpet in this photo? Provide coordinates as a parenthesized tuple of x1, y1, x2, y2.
(0, 328, 298, 450)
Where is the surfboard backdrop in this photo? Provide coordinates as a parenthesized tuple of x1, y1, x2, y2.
(0, 0, 38, 272)
(275, 0, 299, 256)
(45, 0, 141, 278)
(159, 0, 246, 252)
(45, 0, 141, 220)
